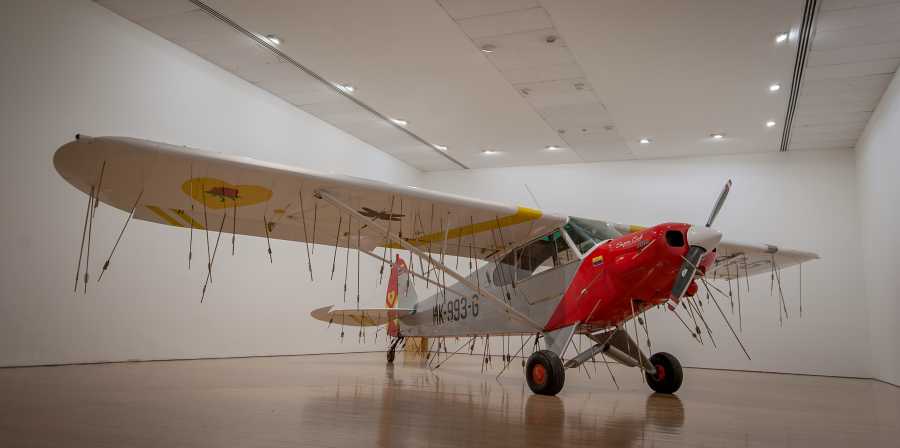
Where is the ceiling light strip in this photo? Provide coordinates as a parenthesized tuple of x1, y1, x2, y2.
(186, 0, 469, 169)
(779, 0, 820, 152)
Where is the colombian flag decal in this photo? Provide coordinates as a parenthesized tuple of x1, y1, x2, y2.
(592, 255, 604, 267)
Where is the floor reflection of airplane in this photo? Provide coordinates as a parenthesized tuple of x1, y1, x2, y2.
(304, 360, 685, 447)
(54, 136, 818, 396)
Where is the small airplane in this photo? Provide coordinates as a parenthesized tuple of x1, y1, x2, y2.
(54, 135, 818, 396)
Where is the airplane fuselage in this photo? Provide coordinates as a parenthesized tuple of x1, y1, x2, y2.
(397, 222, 705, 338)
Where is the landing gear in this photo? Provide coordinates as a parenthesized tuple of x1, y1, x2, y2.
(645, 352, 683, 394)
(526, 350, 566, 396)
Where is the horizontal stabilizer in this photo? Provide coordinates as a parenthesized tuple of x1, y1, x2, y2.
(310, 305, 415, 327)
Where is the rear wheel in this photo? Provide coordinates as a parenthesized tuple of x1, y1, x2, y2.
(645, 352, 683, 394)
(526, 350, 566, 396)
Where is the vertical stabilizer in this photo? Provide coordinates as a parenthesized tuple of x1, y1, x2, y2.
(386, 255, 416, 336)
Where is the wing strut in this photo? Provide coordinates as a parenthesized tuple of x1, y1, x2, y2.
(317, 190, 544, 332)
(360, 248, 467, 298)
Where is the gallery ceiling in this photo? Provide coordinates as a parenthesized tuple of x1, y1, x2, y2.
(96, 0, 900, 171)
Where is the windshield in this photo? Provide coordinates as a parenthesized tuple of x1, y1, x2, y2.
(563, 217, 630, 254)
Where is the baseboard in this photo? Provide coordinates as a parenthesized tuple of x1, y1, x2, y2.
(874, 377, 900, 388)
(0, 350, 384, 369)
(3, 351, 898, 389)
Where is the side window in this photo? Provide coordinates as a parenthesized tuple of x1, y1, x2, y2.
(491, 229, 574, 285)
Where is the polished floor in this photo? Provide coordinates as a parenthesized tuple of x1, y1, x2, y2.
(0, 352, 897, 447)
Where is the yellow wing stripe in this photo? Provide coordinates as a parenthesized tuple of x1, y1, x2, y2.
(171, 208, 205, 230)
(387, 206, 542, 248)
(347, 313, 376, 326)
(146, 205, 184, 227)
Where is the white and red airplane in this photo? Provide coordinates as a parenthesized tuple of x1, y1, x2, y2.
(55, 135, 818, 396)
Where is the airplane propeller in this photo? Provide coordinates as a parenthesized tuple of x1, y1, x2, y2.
(670, 180, 731, 301)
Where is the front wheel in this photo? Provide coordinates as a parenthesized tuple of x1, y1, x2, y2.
(526, 350, 566, 396)
(645, 352, 683, 394)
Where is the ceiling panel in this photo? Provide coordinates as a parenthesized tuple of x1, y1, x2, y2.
(456, 7, 551, 38)
(792, 109, 872, 125)
(812, 22, 900, 51)
(501, 62, 584, 84)
(804, 58, 900, 80)
(816, 1, 900, 30)
(806, 41, 900, 66)
(96, 0, 199, 21)
(802, 73, 894, 95)
(437, 0, 539, 20)
(516, 78, 596, 109)
(477, 29, 576, 71)
(177, 32, 281, 71)
(538, 102, 614, 130)
(138, 8, 233, 44)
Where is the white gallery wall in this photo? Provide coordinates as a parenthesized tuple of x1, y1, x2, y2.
(856, 70, 900, 387)
(422, 149, 869, 379)
(0, 0, 420, 366)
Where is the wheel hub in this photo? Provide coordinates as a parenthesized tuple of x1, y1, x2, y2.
(654, 364, 666, 381)
(532, 364, 547, 385)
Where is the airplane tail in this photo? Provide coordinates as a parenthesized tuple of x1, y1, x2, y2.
(386, 255, 416, 336)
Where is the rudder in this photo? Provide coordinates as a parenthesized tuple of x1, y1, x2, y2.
(386, 255, 416, 336)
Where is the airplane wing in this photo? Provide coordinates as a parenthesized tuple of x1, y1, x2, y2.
(54, 135, 567, 260)
(310, 305, 415, 327)
(708, 240, 818, 280)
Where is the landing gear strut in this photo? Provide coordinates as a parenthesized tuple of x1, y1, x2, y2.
(386, 336, 402, 364)
(645, 352, 683, 394)
(526, 350, 566, 396)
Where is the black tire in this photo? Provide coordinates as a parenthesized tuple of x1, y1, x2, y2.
(645, 352, 683, 394)
(386, 349, 395, 364)
(526, 350, 566, 396)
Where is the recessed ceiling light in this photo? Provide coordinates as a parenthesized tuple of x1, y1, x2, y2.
(766, 120, 777, 128)
(336, 83, 355, 93)
(639, 138, 652, 144)
(265, 34, 281, 45)
(390, 118, 408, 126)
(711, 133, 725, 140)
(482, 149, 499, 155)
(545, 145, 564, 151)
(769, 83, 781, 92)
(775, 32, 789, 44)
(480, 44, 496, 53)
(434, 144, 448, 151)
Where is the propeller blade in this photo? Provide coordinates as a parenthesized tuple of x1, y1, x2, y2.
(671, 246, 706, 301)
(705, 179, 733, 227)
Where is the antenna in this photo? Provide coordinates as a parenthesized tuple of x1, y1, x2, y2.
(524, 184, 542, 209)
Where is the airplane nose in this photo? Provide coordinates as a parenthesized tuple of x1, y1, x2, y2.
(686, 226, 722, 251)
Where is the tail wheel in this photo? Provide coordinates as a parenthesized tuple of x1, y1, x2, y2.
(526, 350, 566, 396)
(645, 352, 683, 394)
